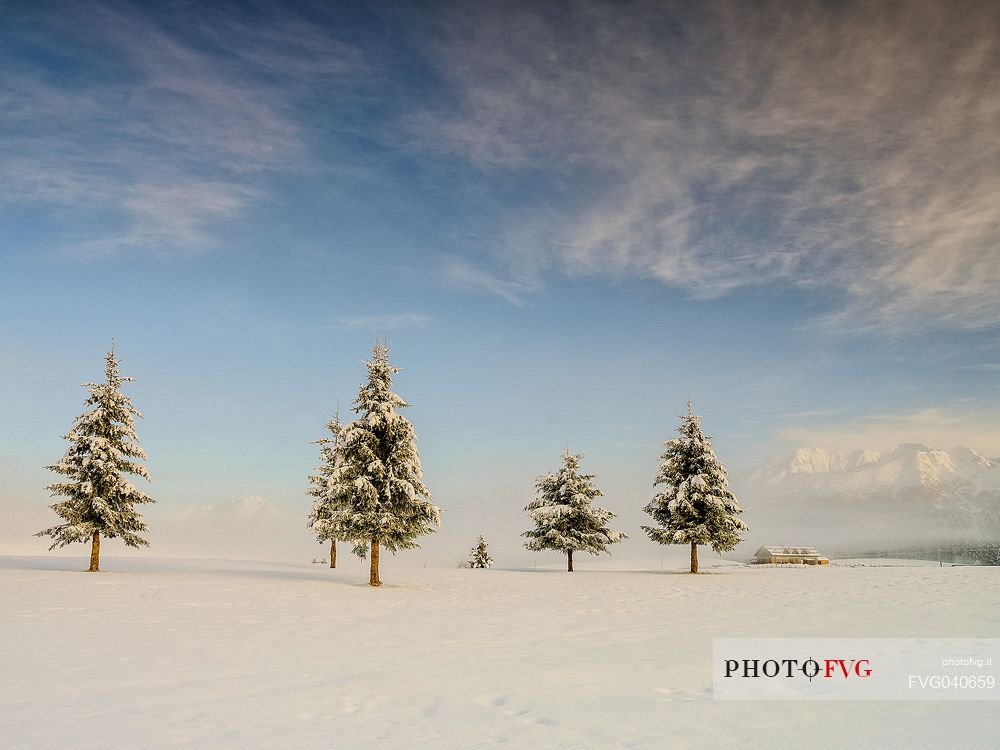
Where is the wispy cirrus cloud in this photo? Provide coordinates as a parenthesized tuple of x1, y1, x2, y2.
(0, 1, 361, 254)
(60, 181, 263, 258)
(441, 258, 541, 306)
(416, 0, 1000, 334)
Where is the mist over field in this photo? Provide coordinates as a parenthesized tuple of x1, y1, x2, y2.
(8, 440, 998, 568)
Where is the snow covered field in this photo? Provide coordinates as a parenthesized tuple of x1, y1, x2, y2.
(2, 556, 998, 749)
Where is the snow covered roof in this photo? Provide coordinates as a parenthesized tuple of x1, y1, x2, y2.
(755, 545, 822, 557)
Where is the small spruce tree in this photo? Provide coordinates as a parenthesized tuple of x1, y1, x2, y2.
(523, 449, 627, 572)
(326, 339, 441, 586)
(469, 535, 493, 569)
(36, 346, 155, 571)
(642, 401, 748, 573)
(307, 407, 349, 569)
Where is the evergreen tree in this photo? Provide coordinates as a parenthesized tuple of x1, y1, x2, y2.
(307, 407, 349, 569)
(523, 449, 626, 572)
(326, 339, 440, 586)
(469, 535, 493, 569)
(642, 401, 748, 573)
(36, 346, 155, 571)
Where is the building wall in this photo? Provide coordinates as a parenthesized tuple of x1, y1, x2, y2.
(755, 556, 827, 564)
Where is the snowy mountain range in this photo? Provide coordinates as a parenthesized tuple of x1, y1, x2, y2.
(737, 444, 1000, 546)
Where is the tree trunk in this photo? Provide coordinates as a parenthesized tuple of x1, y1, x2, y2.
(567, 549, 574, 572)
(690, 541, 698, 574)
(369, 540, 381, 587)
(329, 539, 337, 569)
(88, 530, 100, 572)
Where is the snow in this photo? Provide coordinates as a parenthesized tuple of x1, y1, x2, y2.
(2, 555, 997, 748)
(748, 443, 1000, 497)
(830, 558, 952, 567)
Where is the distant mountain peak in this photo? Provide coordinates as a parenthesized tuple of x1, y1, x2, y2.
(949, 446, 994, 467)
(751, 447, 880, 483)
(894, 442, 933, 452)
(735, 442, 1000, 547)
(743, 442, 1000, 516)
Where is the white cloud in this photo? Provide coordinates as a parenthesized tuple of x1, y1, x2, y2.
(777, 406, 1000, 456)
(441, 258, 540, 306)
(0, 2, 360, 254)
(419, 0, 1000, 333)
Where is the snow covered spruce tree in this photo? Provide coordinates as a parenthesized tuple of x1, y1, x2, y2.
(642, 402, 748, 573)
(469, 535, 493, 569)
(307, 408, 349, 569)
(523, 450, 626, 572)
(326, 339, 440, 586)
(36, 346, 155, 572)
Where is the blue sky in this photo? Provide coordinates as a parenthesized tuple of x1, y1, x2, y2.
(2, 0, 999, 562)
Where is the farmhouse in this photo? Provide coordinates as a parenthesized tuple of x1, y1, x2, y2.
(754, 545, 829, 565)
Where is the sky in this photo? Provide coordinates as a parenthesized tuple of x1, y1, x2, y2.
(2, 0, 999, 564)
